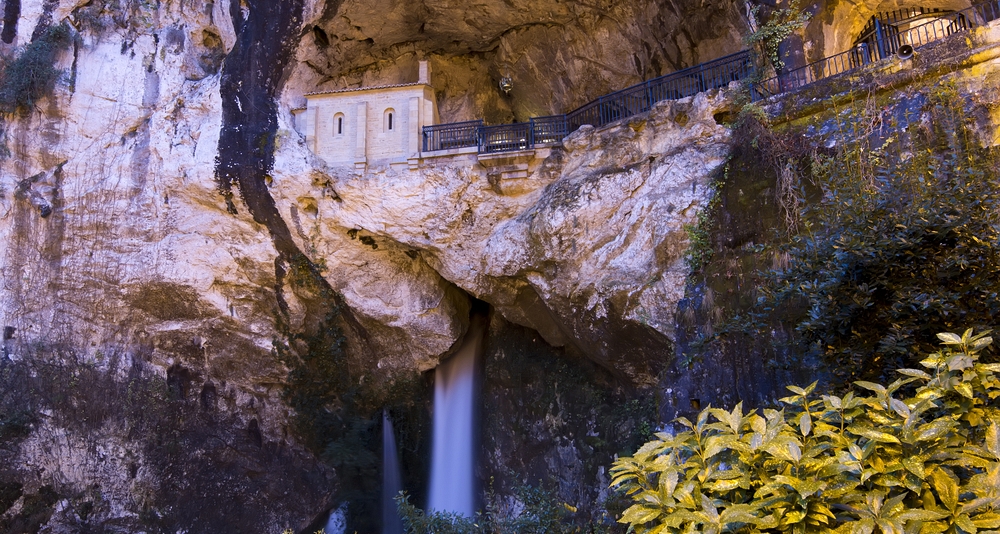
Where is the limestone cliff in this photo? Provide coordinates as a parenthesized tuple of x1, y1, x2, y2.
(0, 0, 747, 531)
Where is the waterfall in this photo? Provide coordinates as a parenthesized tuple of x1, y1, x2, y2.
(427, 318, 483, 517)
(382, 411, 405, 534)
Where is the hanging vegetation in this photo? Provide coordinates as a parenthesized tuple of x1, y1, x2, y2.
(0, 23, 71, 116)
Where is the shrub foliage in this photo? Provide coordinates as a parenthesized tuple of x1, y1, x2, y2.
(612, 329, 1000, 533)
(0, 23, 71, 116)
(395, 483, 590, 534)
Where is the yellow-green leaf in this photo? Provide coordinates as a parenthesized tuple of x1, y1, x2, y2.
(897, 368, 932, 379)
(956, 513, 978, 534)
(855, 381, 887, 395)
(937, 332, 963, 345)
(785, 510, 806, 525)
(620, 504, 662, 525)
(972, 513, 1000, 529)
(903, 457, 926, 479)
(800, 412, 813, 437)
(955, 382, 975, 399)
(848, 424, 901, 444)
(704, 435, 735, 460)
(971, 337, 993, 351)
(788, 385, 808, 395)
(916, 420, 954, 442)
(897, 509, 949, 522)
(929, 468, 960, 511)
(889, 398, 910, 419)
(708, 479, 743, 492)
(660, 469, 680, 496)
(987, 421, 1000, 459)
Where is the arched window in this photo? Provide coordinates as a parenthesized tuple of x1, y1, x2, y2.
(334, 113, 345, 136)
(384, 108, 395, 132)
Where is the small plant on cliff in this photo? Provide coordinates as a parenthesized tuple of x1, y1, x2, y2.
(0, 23, 72, 116)
(744, 0, 810, 77)
(612, 328, 1000, 534)
(684, 169, 725, 273)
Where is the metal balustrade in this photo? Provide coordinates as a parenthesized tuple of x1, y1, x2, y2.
(422, 120, 482, 152)
(567, 50, 753, 130)
(757, 43, 877, 95)
(420, 0, 1000, 156)
(975, 0, 1000, 24)
(423, 51, 754, 154)
(856, 7, 950, 46)
(530, 115, 570, 145)
(478, 123, 532, 154)
(758, 0, 999, 98)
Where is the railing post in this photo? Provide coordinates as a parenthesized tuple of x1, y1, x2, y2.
(875, 19, 887, 60)
(528, 119, 535, 149)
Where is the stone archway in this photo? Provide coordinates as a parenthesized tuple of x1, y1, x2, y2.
(801, 0, 973, 64)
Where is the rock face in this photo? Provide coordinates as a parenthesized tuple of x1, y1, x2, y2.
(272, 92, 732, 384)
(294, 0, 747, 122)
(0, 0, 744, 531)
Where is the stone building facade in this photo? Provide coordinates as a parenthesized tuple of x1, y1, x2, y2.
(293, 61, 438, 171)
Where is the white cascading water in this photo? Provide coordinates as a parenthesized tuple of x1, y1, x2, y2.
(427, 319, 483, 517)
(382, 411, 405, 534)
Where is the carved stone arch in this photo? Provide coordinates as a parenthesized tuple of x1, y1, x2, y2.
(801, 0, 973, 62)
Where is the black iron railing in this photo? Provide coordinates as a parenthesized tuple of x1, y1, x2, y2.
(423, 51, 754, 154)
(422, 120, 482, 152)
(856, 7, 950, 46)
(975, 0, 1000, 24)
(757, 0, 1000, 98)
(566, 50, 754, 130)
(478, 123, 531, 154)
(530, 115, 570, 145)
(757, 43, 878, 95)
(421, 0, 1000, 155)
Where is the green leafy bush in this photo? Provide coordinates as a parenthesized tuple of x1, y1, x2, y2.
(394, 483, 599, 534)
(0, 23, 71, 116)
(612, 329, 1000, 533)
(396, 492, 484, 534)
